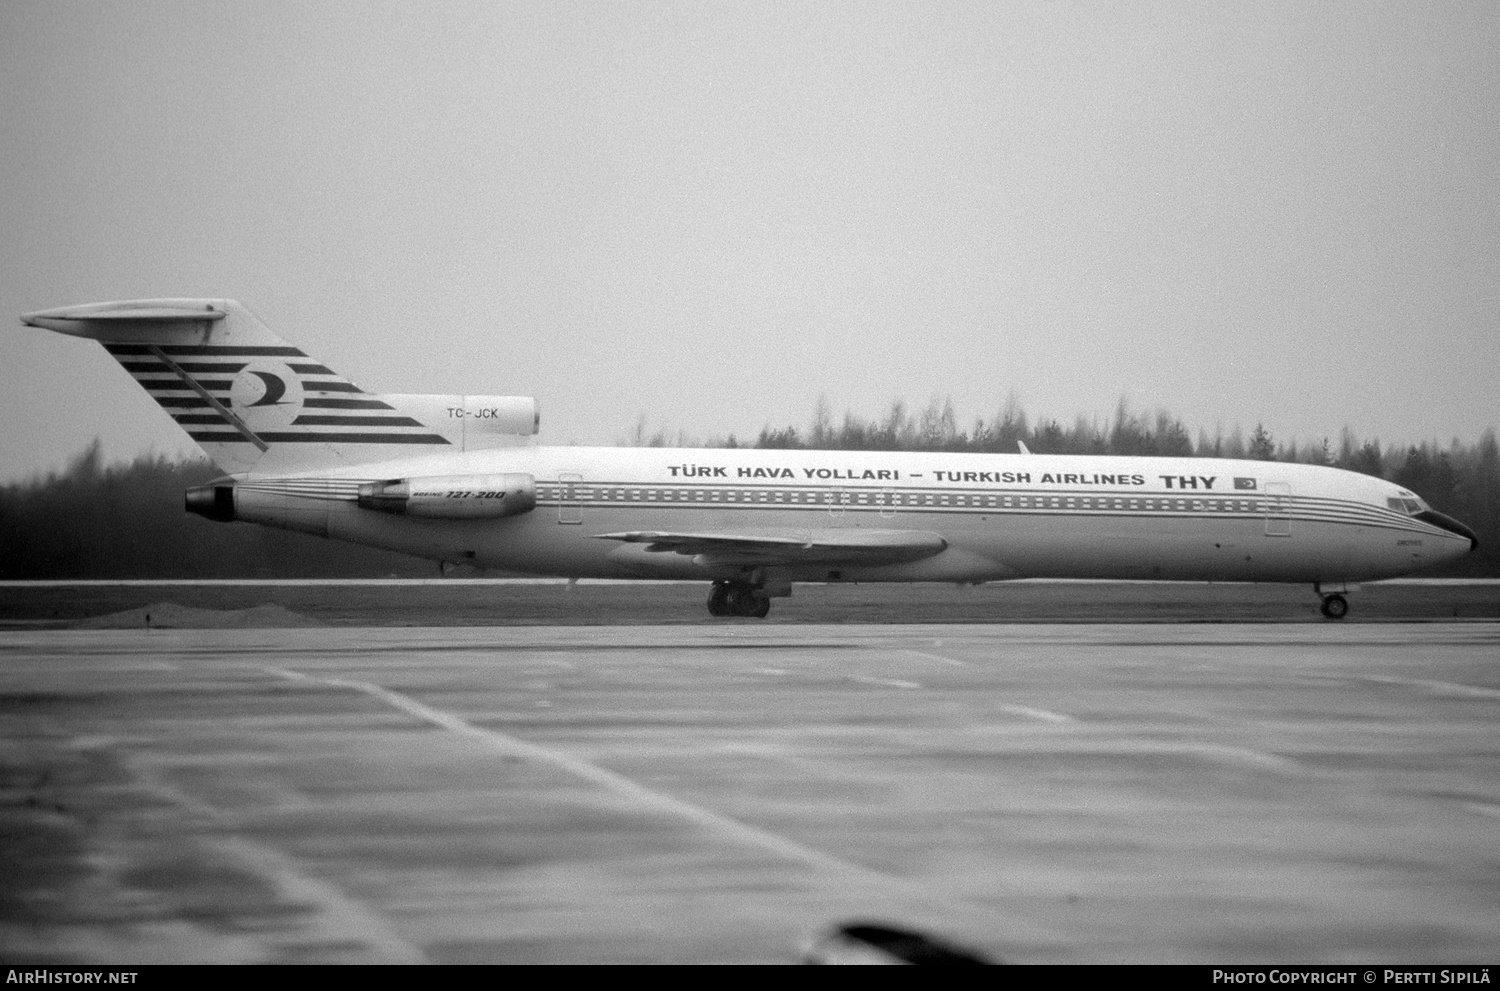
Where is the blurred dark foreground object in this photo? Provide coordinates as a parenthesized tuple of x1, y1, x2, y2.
(802, 922, 994, 965)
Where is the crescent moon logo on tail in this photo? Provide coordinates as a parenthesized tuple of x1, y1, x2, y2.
(248, 371, 287, 406)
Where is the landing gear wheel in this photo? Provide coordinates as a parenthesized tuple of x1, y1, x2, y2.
(714, 584, 772, 618)
(1320, 594, 1349, 620)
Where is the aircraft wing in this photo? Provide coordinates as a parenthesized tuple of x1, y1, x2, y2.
(593, 528, 947, 568)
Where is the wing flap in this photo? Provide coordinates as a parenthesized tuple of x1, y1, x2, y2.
(594, 528, 947, 568)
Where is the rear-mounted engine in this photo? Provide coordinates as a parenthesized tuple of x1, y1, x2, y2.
(357, 473, 536, 519)
(184, 484, 235, 522)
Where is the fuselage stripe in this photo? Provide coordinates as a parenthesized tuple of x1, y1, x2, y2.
(300, 381, 365, 394)
(142, 379, 233, 392)
(186, 432, 449, 445)
(291, 415, 427, 427)
(105, 345, 307, 357)
(302, 398, 396, 410)
(121, 361, 246, 374)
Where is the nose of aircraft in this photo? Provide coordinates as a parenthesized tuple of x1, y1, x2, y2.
(1416, 509, 1479, 553)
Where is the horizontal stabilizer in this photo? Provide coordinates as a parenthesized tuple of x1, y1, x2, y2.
(22, 299, 227, 337)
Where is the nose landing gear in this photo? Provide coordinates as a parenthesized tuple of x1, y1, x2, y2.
(707, 581, 771, 618)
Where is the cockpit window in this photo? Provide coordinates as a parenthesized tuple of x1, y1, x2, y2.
(1387, 496, 1428, 515)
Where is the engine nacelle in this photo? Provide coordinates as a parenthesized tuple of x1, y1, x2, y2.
(357, 473, 536, 519)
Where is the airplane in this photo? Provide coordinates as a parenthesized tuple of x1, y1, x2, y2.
(20, 298, 1478, 620)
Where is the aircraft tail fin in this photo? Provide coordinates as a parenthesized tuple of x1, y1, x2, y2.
(21, 298, 455, 475)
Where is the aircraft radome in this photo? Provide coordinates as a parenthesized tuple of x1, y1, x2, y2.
(21, 299, 1478, 619)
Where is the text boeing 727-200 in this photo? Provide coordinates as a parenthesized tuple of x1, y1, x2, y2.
(21, 299, 1478, 618)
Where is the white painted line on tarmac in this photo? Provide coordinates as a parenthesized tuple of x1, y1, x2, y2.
(267, 666, 872, 875)
(905, 649, 968, 667)
(850, 675, 923, 690)
(131, 760, 428, 963)
(261, 664, 1068, 948)
(1362, 674, 1500, 699)
(999, 705, 1074, 725)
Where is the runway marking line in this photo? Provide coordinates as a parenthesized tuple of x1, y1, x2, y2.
(904, 649, 969, 667)
(266, 666, 870, 875)
(122, 755, 428, 963)
(261, 665, 1067, 947)
(998, 705, 1074, 725)
(903, 649, 1072, 723)
(849, 675, 922, 690)
(1361, 674, 1500, 700)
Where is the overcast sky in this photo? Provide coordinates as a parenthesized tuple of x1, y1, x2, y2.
(3, 1, 1497, 481)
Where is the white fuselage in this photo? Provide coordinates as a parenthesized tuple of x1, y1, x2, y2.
(230, 446, 1472, 585)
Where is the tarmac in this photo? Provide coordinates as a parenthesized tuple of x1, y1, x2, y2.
(2, 622, 1498, 964)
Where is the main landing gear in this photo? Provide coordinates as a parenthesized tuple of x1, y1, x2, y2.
(1320, 594, 1349, 620)
(707, 581, 771, 618)
(1315, 582, 1356, 620)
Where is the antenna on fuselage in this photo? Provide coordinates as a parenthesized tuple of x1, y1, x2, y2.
(1017, 440, 1031, 455)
